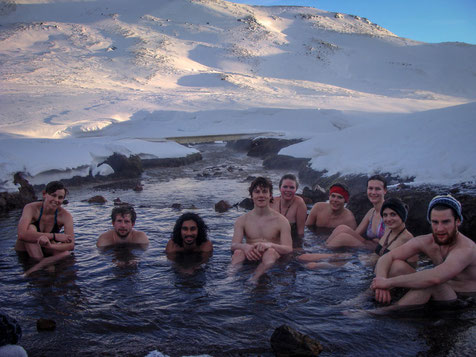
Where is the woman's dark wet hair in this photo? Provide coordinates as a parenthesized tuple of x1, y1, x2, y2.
(172, 212, 209, 247)
(111, 205, 137, 224)
(279, 174, 298, 189)
(44, 181, 68, 197)
(367, 174, 387, 189)
(248, 176, 273, 199)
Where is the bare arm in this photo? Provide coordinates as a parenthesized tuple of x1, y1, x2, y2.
(305, 203, 319, 226)
(374, 237, 423, 278)
(50, 211, 75, 252)
(355, 208, 372, 237)
(374, 247, 472, 290)
(200, 240, 213, 253)
(17, 204, 54, 243)
(295, 197, 307, 237)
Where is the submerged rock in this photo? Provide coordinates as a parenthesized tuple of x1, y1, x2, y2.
(36, 318, 56, 332)
(270, 324, 323, 356)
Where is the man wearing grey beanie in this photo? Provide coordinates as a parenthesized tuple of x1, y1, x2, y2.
(370, 195, 476, 311)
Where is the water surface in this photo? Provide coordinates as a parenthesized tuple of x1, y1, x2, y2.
(1, 144, 475, 357)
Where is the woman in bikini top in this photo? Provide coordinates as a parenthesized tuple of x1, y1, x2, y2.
(326, 174, 388, 249)
(270, 174, 307, 242)
(374, 197, 417, 267)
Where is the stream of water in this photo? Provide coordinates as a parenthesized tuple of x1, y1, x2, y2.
(1, 143, 475, 357)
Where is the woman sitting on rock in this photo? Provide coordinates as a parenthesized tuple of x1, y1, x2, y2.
(325, 175, 387, 249)
(15, 180, 74, 275)
(270, 174, 307, 243)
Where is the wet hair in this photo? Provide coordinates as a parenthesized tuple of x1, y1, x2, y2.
(172, 212, 209, 247)
(279, 174, 298, 189)
(367, 175, 387, 189)
(111, 205, 137, 224)
(248, 176, 273, 198)
(44, 181, 68, 197)
(0, 313, 22, 346)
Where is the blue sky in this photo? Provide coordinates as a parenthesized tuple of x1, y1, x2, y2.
(232, 0, 476, 44)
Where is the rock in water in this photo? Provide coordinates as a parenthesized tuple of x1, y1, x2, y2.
(215, 200, 231, 213)
(36, 318, 56, 332)
(270, 324, 323, 356)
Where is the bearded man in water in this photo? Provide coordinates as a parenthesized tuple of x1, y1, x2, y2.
(371, 195, 476, 311)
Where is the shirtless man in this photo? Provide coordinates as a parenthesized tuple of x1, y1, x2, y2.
(305, 183, 357, 229)
(371, 195, 476, 311)
(97, 206, 149, 248)
(16, 181, 74, 275)
(166, 212, 213, 254)
(231, 177, 293, 282)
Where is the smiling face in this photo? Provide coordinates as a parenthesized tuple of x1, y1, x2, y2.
(367, 179, 386, 205)
(430, 208, 460, 246)
(42, 189, 66, 210)
(382, 207, 404, 230)
(181, 219, 198, 247)
(113, 213, 134, 239)
(252, 185, 272, 208)
(329, 192, 346, 211)
(280, 178, 297, 201)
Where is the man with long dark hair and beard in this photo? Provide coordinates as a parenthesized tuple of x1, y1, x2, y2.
(370, 195, 476, 311)
(166, 212, 213, 253)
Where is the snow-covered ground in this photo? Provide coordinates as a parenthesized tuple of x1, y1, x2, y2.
(1, 0, 475, 191)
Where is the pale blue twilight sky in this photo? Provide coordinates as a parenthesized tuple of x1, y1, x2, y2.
(232, 0, 476, 44)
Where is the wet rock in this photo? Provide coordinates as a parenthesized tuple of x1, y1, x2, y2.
(84, 195, 107, 204)
(238, 198, 254, 210)
(301, 186, 327, 204)
(113, 198, 131, 206)
(270, 324, 323, 357)
(263, 155, 310, 170)
(36, 318, 56, 332)
(171, 203, 182, 210)
(215, 200, 231, 213)
(102, 153, 143, 178)
(142, 152, 202, 168)
(0, 174, 37, 214)
(133, 184, 143, 192)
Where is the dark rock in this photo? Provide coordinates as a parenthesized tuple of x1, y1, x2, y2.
(171, 203, 182, 210)
(36, 318, 56, 332)
(247, 138, 303, 159)
(84, 195, 107, 204)
(244, 176, 256, 182)
(301, 186, 327, 204)
(215, 200, 232, 213)
(142, 152, 202, 168)
(238, 198, 254, 210)
(102, 153, 143, 178)
(225, 139, 253, 152)
(298, 194, 313, 205)
(270, 324, 323, 357)
(0, 173, 37, 214)
(263, 155, 310, 170)
(133, 184, 143, 192)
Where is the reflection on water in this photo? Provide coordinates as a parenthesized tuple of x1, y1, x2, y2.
(0, 143, 474, 356)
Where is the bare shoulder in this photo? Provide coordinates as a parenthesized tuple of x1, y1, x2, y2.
(133, 230, 149, 244)
(165, 239, 179, 253)
(97, 230, 114, 247)
(294, 195, 306, 206)
(200, 240, 213, 252)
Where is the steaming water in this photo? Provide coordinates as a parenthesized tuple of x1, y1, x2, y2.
(1, 143, 475, 357)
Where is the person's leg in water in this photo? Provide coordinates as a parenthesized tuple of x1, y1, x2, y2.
(251, 248, 280, 283)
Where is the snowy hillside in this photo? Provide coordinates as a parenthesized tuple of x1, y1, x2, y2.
(1, 0, 475, 190)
